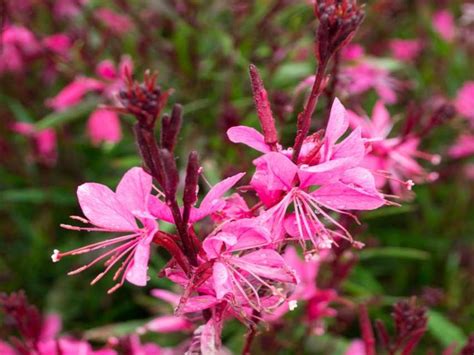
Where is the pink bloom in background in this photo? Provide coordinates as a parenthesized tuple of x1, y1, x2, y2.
(46, 77, 104, 111)
(95, 8, 134, 35)
(448, 134, 474, 159)
(340, 63, 400, 104)
(455, 82, 474, 124)
(54, 167, 158, 293)
(341, 44, 364, 61)
(389, 39, 423, 62)
(345, 340, 366, 355)
(348, 101, 440, 196)
(87, 109, 122, 145)
(433, 10, 456, 41)
(0, 26, 40, 74)
(47, 57, 132, 144)
(12, 122, 57, 165)
(53, 0, 88, 18)
(42, 34, 72, 57)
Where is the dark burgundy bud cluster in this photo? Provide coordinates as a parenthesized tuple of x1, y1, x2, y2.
(314, 0, 365, 65)
(373, 297, 428, 354)
(0, 291, 43, 354)
(461, 334, 474, 355)
(118, 69, 200, 267)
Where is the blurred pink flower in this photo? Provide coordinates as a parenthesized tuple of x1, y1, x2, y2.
(12, 122, 57, 165)
(389, 39, 423, 62)
(433, 10, 456, 41)
(0, 25, 40, 74)
(95, 8, 134, 35)
(53, 0, 88, 18)
(345, 340, 366, 355)
(449, 134, 474, 159)
(87, 109, 122, 145)
(46, 77, 104, 111)
(341, 44, 364, 61)
(42, 34, 72, 57)
(340, 63, 399, 103)
(455, 82, 474, 124)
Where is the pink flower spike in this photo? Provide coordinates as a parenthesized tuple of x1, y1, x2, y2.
(87, 109, 122, 145)
(54, 167, 158, 291)
(433, 10, 456, 42)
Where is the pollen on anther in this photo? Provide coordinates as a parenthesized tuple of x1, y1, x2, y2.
(51, 249, 61, 263)
(289, 300, 298, 311)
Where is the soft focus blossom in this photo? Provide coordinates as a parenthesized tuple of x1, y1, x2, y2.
(87, 109, 122, 145)
(348, 101, 440, 196)
(12, 122, 57, 165)
(389, 39, 423, 62)
(95, 8, 134, 35)
(42, 34, 72, 57)
(0, 26, 40, 74)
(455, 82, 474, 124)
(449, 134, 474, 159)
(433, 10, 456, 41)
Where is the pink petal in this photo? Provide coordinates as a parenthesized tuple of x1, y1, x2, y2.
(345, 340, 366, 355)
(143, 315, 192, 333)
(87, 109, 122, 145)
(77, 183, 137, 230)
(151, 289, 180, 307)
(0, 341, 16, 355)
(115, 167, 152, 215)
(40, 314, 62, 341)
(252, 152, 297, 194)
(212, 262, 233, 300)
(298, 157, 355, 188)
(148, 196, 174, 222)
(332, 127, 365, 162)
(192, 172, 245, 222)
(180, 295, 219, 313)
(221, 219, 271, 251)
(203, 233, 238, 259)
(126, 238, 152, 286)
(46, 77, 104, 111)
(227, 126, 271, 153)
(433, 10, 455, 42)
(325, 98, 349, 147)
(312, 167, 385, 210)
(371, 101, 392, 138)
(233, 249, 296, 283)
(96, 60, 117, 80)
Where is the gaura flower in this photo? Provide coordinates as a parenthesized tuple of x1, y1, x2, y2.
(12, 122, 57, 165)
(455, 82, 474, 125)
(53, 167, 158, 293)
(229, 99, 386, 252)
(389, 39, 423, 62)
(347, 101, 440, 196)
(432, 10, 456, 42)
(449, 134, 474, 159)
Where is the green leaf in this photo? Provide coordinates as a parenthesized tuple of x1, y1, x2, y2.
(0, 188, 75, 205)
(35, 98, 99, 130)
(84, 320, 147, 341)
(0, 95, 34, 122)
(363, 205, 416, 219)
(359, 247, 430, 261)
(427, 310, 466, 348)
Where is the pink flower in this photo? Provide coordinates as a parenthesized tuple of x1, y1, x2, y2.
(348, 101, 440, 195)
(345, 340, 366, 355)
(389, 39, 423, 62)
(53, 0, 88, 18)
(455, 82, 474, 124)
(95, 8, 134, 35)
(42, 34, 72, 57)
(54, 167, 158, 292)
(138, 315, 193, 334)
(340, 63, 400, 104)
(448, 134, 474, 159)
(87, 109, 122, 145)
(341, 44, 364, 61)
(12, 122, 57, 165)
(433, 10, 456, 41)
(229, 99, 385, 252)
(202, 219, 296, 312)
(0, 26, 40, 74)
(46, 77, 104, 111)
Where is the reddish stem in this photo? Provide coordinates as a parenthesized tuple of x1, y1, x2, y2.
(359, 304, 376, 355)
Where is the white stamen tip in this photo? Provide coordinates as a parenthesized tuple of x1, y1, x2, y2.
(431, 155, 441, 165)
(51, 249, 60, 263)
(406, 180, 415, 190)
(289, 300, 298, 311)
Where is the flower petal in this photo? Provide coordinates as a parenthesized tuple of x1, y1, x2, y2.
(126, 238, 152, 286)
(116, 167, 152, 216)
(227, 126, 271, 153)
(77, 183, 137, 230)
